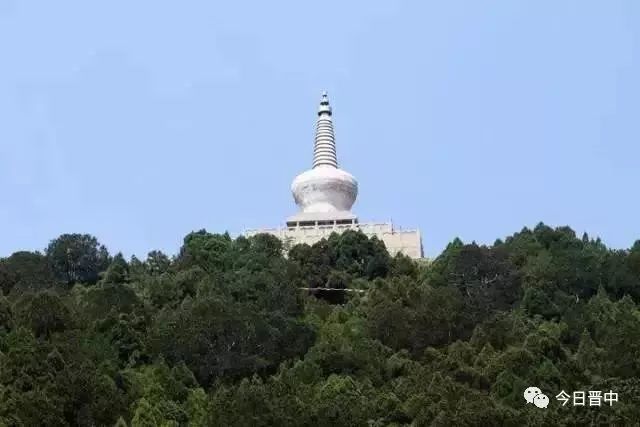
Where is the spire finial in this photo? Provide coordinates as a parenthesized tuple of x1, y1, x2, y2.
(318, 90, 332, 116)
(313, 91, 337, 168)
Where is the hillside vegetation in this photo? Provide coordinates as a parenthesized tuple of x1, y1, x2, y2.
(1, 224, 639, 426)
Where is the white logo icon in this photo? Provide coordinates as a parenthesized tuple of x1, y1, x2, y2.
(524, 386, 549, 408)
(534, 393, 550, 408)
(524, 386, 542, 403)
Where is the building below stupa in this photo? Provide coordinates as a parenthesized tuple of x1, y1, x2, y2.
(245, 92, 423, 259)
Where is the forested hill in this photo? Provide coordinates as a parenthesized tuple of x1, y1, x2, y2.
(1, 224, 639, 426)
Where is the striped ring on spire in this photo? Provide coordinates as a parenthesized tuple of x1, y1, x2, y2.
(313, 92, 338, 168)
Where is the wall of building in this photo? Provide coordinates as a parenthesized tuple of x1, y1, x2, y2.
(245, 222, 423, 259)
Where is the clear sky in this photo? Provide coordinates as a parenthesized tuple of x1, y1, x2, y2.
(0, 1, 638, 258)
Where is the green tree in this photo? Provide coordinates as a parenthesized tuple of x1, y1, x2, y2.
(185, 388, 208, 427)
(104, 252, 130, 284)
(0, 296, 12, 332)
(145, 250, 171, 276)
(46, 233, 110, 284)
(176, 230, 232, 273)
(0, 251, 56, 294)
(314, 375, 372, 427)
(14, 292, 72, 338)
(131, 398, 162, 427)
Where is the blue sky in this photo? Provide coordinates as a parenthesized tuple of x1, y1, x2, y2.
(0, 1, 638, 258)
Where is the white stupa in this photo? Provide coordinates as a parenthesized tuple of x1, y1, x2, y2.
(288, 92, 358, 227)
(245, 92, 423, 259)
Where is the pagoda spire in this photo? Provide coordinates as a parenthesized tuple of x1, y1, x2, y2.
(312, 91, 338, 168)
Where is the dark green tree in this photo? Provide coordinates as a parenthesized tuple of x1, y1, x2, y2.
(103, 252, 130, 284)
(46, 234, 110, 284)
(0, 251, 55, 294)
(14, 292, 72, 338)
